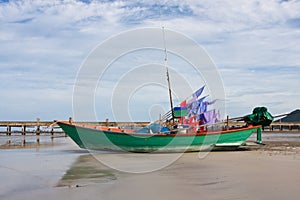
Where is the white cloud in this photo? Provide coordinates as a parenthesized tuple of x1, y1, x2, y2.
(0, 0, 299, 120)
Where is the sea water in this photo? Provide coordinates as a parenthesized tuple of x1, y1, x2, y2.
(0, 136, 86, 199)
(0, 132, 299, 200)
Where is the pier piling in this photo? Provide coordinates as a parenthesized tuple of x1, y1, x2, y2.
(7, 125, 11, 135)
(22, 125, 26, 135)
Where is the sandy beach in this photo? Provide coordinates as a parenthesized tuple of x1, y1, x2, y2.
(0, 133, 299, 200)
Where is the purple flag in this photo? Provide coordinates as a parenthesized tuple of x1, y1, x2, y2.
(203, 110, 215, 124)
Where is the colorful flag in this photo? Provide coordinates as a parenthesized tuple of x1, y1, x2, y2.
(180, 100, 187, 107)
(203, 110, 215, 124)
(193, 86, 205, 98)
(187, 96, 197, 105)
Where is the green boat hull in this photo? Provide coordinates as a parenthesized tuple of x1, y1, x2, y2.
(58, 122, 260, 152)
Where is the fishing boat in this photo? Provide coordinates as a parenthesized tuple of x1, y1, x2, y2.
(57, 102, 272, 153)
(57, 28, 273, 153)
(57, 120, 263, 152)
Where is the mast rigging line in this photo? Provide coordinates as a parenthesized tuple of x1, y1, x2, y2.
(162, 26, 175, 123)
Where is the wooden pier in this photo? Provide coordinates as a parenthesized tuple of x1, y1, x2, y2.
(0, 119, 150, 135)
(0, 119, 299, 135)
(0, 118, 59, 135)
(263, 122, 300, 132)
(225, 121, 300, 132)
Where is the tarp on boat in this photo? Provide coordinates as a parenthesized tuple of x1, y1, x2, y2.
(136, 123, 170, 134)
(243, 107, 274, 126)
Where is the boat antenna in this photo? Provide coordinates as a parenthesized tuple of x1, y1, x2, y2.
(162, 26, 175, 123)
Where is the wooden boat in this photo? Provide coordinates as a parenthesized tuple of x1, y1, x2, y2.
(57, 120, 262, 152)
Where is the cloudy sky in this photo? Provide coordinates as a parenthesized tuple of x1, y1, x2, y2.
(0, 0, 299, 121)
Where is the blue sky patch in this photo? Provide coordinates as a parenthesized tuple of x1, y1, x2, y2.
(11, 17, 34, 24)
(287, 18, 300, 28)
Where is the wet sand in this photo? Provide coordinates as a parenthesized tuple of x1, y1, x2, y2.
(0, 133, 300, 200)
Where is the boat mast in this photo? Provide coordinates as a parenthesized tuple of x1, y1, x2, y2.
(162, 27, 175, 123)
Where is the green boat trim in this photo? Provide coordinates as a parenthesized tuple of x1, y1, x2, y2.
(57, 121, 261, 153)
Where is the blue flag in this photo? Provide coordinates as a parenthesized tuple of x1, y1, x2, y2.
(193, 86, 205, 98)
